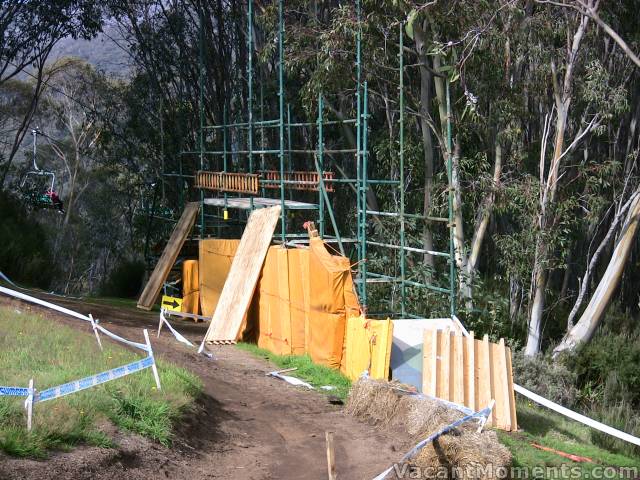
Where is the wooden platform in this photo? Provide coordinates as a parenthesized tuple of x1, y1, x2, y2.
(204, 197, 318, 210)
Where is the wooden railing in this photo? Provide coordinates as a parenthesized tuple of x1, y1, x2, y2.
(195, 171, 260, 194)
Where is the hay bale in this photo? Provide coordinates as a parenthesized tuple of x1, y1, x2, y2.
(346, 378, 511, 479)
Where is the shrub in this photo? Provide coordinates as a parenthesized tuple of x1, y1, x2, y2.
(0, 191, 54, 288)
(589, 401, 640, 457)
(511, 350, 579, 407)
(571, 329, 640, 406)
(100, 259, 146, 298)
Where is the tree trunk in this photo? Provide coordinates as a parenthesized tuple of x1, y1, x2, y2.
(553, 193, 640, 356)
(525, 248, 548, 356)
(414, 20, 435, 270)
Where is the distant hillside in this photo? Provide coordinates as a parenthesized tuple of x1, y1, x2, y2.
(51, 25, 133, 78)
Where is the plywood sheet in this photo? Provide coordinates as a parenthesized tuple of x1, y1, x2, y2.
(137, 202, 199, 310)
(203, 206, 281, 343)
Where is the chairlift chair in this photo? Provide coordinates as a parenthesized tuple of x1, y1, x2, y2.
(19, 128, 60, 211)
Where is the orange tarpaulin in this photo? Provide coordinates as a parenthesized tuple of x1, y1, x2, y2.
(254, 246, 309, 355)
(198, 239, 240, 317)
(181, 260, 200, 316)
(199, 237, 361, 370)
(307, 237, 360, 369)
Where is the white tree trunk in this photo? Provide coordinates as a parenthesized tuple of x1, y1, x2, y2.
(553, 193, 640, 356)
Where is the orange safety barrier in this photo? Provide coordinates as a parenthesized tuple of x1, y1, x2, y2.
(262, 170, 335, 192)
(181, 260, 200, 316)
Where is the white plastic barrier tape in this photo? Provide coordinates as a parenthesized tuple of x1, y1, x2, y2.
(267, 370, 314, 389)
(95, 324, 150, 352)
(0, 286, 91, 322)
(158, 311, 195, 348)
(35, 356, 155, 403)
(163, 310, 210, 322)
(372, 403, 495, 480)
(0, 285, 152, 353)
(0, 271, 18, 288)
(158, 310, 214, 358)
(514, 383, 640, 447)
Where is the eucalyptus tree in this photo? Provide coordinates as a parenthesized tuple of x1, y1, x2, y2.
(0, 0, 105, 188)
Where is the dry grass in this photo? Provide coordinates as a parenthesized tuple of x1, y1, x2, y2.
(347, 378, 511, 479)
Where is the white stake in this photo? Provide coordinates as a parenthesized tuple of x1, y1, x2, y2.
(89, 314, 103, 351)
(143, 329, 162, 390)
(157, 310, 165, 338)
(25, 379, 34, 431)
(477, 399, 495, 433)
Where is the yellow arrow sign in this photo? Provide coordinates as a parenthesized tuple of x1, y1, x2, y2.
(161, 295, 182, 312)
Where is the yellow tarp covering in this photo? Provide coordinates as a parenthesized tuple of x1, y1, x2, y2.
(199, 237, 362, 371)
(181, 259, 200, 315)
(307, 237, 360, 369)
(342, 316, 393, 380)
(198, 239, 240, 317)
(254, 247, 309, 355)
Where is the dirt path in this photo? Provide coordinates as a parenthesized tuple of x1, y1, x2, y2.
(0, 293, 405, 480)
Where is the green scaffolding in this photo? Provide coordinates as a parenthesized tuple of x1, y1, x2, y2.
(159, 0, 457, 320)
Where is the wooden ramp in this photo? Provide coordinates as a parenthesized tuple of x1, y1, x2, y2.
(422, 329, 517, 431)
(137, 202, 200, 310)
(203, 206, 281, 343)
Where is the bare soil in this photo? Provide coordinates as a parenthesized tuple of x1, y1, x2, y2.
(0, 293, 407, 480)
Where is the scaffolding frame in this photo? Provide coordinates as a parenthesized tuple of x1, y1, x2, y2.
(158, 0, 457, 320)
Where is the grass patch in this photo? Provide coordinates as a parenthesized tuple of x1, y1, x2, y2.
(236, 342, 351, 400)
(81, 296, 161, 312)
(499, 400, 640, 474)
(0, 305, 202, 457)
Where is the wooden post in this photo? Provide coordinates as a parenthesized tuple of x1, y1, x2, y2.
(89, 314, 103, 351)
(325, 431, 336, 480)
(144, 329, 162, 390)
(26, 378, 34, 431)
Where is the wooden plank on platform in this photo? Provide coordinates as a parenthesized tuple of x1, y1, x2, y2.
(422, 329, 434, 395)
(453, 332, 465, 405)
(203, 206, 281, 343)
(506, 345, 518, 430)
(492, 338, 511, 430)
(137, 202, 199, 310)
(464, 331, 476, 411)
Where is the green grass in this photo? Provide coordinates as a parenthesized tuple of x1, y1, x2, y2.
(0, 305, 202, 457)
(499, 400, 640, 475)
(81, 295, 162, 312)
(236, 342, 352, 400)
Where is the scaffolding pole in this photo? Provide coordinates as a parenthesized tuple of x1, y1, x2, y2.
(399, 24, 407, 317)
(278, 0, 286, 244)
(198, 8, 206, 238)
(248, 0, 254, 211)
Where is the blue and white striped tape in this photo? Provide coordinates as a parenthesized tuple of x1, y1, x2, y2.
(372, 404, 494, 480)
(35, 356, 154, 403)
(0, 386, 30, 397)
